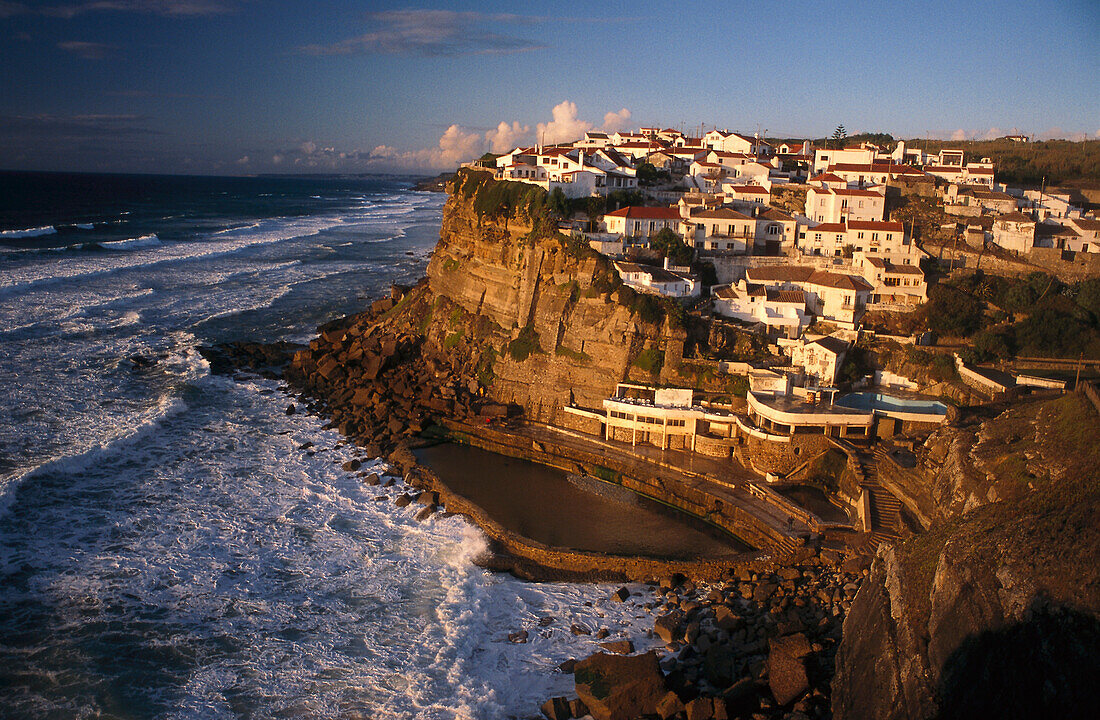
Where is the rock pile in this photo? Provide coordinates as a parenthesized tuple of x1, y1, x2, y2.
(283, 285, 519, 456)
(542, 553, 870, 720)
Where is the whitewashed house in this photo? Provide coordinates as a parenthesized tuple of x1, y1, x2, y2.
(602, 206, 684, 243)
(991, 212, 1037, 254)
(745, 266, 873, 328)
(614, 260, 700, 298)
(789, 336, 850, 386)
(712, 281, 810, 337)
(854, 251, 927, 308)
(805, 186, 885, 223)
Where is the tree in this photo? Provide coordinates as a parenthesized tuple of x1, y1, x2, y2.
(548, 187, 570, 219)
(649, 227, 693, 266)
(831, 124, 847, 149)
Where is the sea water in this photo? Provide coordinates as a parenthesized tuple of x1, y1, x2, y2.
(0, 172, 658, 719)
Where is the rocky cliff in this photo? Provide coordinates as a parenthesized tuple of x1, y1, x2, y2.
(832, 392, 1100, 719)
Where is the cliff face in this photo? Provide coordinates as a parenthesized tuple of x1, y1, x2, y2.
(833, 392, 1100, 719)
(421, 173, 683, 423)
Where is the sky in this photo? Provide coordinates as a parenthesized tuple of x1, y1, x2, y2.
(0, 0, 1097, 175)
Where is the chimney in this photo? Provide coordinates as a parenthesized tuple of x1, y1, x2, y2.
(663, 255, 671, 270)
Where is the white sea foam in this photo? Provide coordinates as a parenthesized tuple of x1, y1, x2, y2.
(75, 223, 95, 230)
(101, 233, 161, 250)
(0, 225, 57, 238)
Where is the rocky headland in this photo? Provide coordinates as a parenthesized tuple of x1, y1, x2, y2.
(209, 169, 1100, 719)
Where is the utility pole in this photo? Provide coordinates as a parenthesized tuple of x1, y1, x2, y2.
(1075, 351, 1083, 391)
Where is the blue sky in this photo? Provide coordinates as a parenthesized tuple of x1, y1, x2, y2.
(1, 0, 1097, 174)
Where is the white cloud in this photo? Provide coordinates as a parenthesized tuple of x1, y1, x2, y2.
(950, 128, 967, 141)
(536, 100, 592, 145)
(235, 155, 249, 165)
(368, 124, 484, 169)
(485, 120, 530, 153)
(602, 107, 631, 133)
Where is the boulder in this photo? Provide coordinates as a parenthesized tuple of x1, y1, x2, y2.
(557, 658, 577, 674)
(568, 698, 589, 718)
(507, 630, 528, 644)
(597, 639, 634, 655)
(342, 459, 361, 472)
(574, 651, 666, 720)
(394, 493, 415, 508)
(714, 606, 742, 632)
(767, 633, 811, 705)
(656, 691, 686, 719)
(414, 506, 435, 522)
(685, 696, 714, 720)
(654, 611, 684, 643)
(540, 696, 572, 720)
(570, 623, 592, 636)
(612, 586, 631, 602)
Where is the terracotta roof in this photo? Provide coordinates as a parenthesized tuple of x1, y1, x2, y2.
(732, 185, 769, 194)
(692, 207, 753, 220)
(604, 206, 682, 220)
(767, 289, 806, 304)
(811, 336, 850, 356)
(745, 266, 816, 283)
(847, 220, 904, 232)
(810, 172, 846, 183)
(1070, 217, 1100, 231)
(808, 222, 847, 233)
(806, 270, 874, 291)
(759, 208, 794, 222)
(996, 211, 1035, 224)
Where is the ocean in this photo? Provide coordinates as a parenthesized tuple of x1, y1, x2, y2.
(0, 172, 655, 719)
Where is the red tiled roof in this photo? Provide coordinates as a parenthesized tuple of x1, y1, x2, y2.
(847, 220, 904, 232)
(732, 185, 769, 194)
(604, 206, 682, 220)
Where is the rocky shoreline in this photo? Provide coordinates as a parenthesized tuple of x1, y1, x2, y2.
(202, 291, 872, 719)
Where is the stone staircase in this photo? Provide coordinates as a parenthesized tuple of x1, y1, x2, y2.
(858, 449, 904, 544)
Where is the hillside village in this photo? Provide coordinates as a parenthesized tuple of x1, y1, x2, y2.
(439, 128, 1100, 544)
(473, 126, 1098, 381)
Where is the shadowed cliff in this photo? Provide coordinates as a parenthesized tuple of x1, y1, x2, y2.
(832, 391, 1100, 719)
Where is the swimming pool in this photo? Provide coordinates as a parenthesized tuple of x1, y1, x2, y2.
(835, 392, 948, 417)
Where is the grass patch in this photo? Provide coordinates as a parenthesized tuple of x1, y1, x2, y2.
(554, 345, 591, 363)
(633, 347, 664, 375)
(443, 331, 463, 350)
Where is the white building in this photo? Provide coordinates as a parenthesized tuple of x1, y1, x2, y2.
(687, 207, 755, 253)
(788, 336, 850, 386)
(991, 212, 1037, 254)
(805, 186, 885, 223)
(798, 220, 914, 259)
(614, 260, 700, 298)
(712, 281, 810, 337)
(745, 265, 873, 328)
(853, 251, 927, 308)
(602, 206, 684, 242)
(1066, 217, 1100, 253)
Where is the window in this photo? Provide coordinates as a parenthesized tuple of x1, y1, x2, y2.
(858, 200, 864, 208)
(857, 232, 864, 239)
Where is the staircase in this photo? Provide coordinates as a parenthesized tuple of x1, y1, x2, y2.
(858, 449, 904, 544)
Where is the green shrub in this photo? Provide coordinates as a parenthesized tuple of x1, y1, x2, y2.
(444, 331, 463, 350)
(633, 347, 664, 375)
(507, 325, 541, 361)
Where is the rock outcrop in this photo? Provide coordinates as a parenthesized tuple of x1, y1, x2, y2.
(832, 393, 1100, 719)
